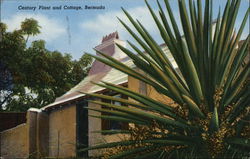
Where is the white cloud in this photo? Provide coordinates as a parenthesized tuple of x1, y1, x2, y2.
(3, 13, 66, 42)
(80, 6, 159, 47)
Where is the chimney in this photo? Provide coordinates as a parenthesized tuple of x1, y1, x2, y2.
(95, 31, 126, 59)
(88, 32, 127, 75)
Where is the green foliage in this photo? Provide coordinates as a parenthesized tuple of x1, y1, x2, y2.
(0, 19, 93, 112)
(21, 18, 41, 42)
(84, 0, 249, 158)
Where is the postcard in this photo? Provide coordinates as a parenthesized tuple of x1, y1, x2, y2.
(0, 0, 249, 158)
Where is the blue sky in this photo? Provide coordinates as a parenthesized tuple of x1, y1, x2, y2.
(1, 0, 249, 59)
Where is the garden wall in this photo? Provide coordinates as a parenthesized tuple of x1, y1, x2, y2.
(0, 123, 28, 158)
(0, 109, 49, 158)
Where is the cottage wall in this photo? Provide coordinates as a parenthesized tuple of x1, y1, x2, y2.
(48, 105, 76, 158)
(88, 99, 103, 156)
(128, 76, 173, 105)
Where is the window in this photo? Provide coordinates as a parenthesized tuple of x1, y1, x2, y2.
(101, 94, 129, 131)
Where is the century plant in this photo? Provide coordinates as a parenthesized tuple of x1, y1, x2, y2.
(82, 0, 249, 158)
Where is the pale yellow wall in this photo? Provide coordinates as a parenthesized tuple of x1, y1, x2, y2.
(0, 124, 29, 158)
(128, 75, 140, 93)
(88, 99, 103, 156)
(147, 85, 173, 105)
(48, 105, 76, 158)
(128, 76, 173, 105)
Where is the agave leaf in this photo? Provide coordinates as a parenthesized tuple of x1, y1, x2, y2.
(182, 95, 205, 119)
(121, 8, 163, 66)
(84, 0, 249, 157)
(87, 52, 171, 98)
(227, 91, 250, 123)
(86, 106, 148, 123)
(227, 8, 249, 55)
(214, 0, 231, 85)
(235, 118, 249, 137)
(178, 0, 198, 61)
(89, 115, 147, 126)
(79, 140, 138, 152)
(90, 99, 190, 128)
(117, 17, 166, 70)
(134, 151, 162, 159)
(220, 0, 241, 63)
(220, 37, 249, 107)
(154, 6, 191, 95)
(91, 130, 131, 135)
(156, 6, 184, 70)
(211, 8, 221, 72)
(163, 0, 182, 40)
(99, 81, 174, 111)
(85, 92, 187, 123)
(181, 39, 204, 103)
(157, 0, 177, 43)
(136, 20, 171, 69)
(217, 3, 247, 90)
(82, 92, 153, 110)
(116, 43, 182, 101)
(143, 1, 191, 100)
(110, 138, 195, 159)
(159, 1, 198, 97)
(226, 138, 250, 148)
(80, 138, 193, 153)
(150, 62, 183, 103)
(87, 52, 143, 81)
(163, 65, 190, 97)
(110, 146, 158, 159)
(124, 41, 157, 67)
(215, 0, 231, 65)
(189, 0, 197, 39)
(230, 84, 249, 107)
(196, 0, 203, 77)
(116, 43, 163, 82)
(96, 49, 177, 100)
(207, 0, 213, 88)
(144, 1, 175, 67)
(219, 9, 249, 86)
(224, 63, 250, 107)
(218, 32, 237, 86)
(203, 0, 210, 61)
(209, 107, 219, 132)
